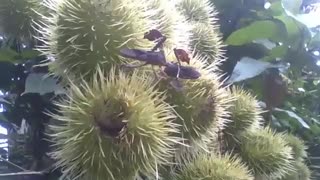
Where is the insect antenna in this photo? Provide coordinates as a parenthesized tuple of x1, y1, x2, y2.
(151, 36, 167, 52)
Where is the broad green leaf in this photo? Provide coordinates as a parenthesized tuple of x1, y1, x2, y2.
(310, 125, 320, 135)
(273, 110, 299, 130)
(225, 20, 287, 45)
(269, 1, 285, 16)
(228, 43, 270, 59)
(20, 50, 41, 59)
(242, 76, 264, 99)
(286, 50, 316, 73)
(263, 45, 288, 61)
(0, 49, 18, 62)
(253, 39, 277, 49)
(227, 57, 285, 83)
(275, 15, 310, 48)
(275, 108, 310, 129)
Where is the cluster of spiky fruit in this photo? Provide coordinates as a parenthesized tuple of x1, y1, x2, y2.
(0, 0, 311, 179)
(0, 0, 42, 41)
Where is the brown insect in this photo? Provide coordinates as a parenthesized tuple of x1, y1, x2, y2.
(174, 48, 190, 64)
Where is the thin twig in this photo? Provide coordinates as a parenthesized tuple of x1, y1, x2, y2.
(0, 157, 27, 171)
(0, 171, 43, 177)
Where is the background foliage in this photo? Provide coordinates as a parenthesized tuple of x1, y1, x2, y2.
(214, 0, 320, 177)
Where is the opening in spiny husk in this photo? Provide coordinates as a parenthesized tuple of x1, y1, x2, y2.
(93, 99, 129, 138)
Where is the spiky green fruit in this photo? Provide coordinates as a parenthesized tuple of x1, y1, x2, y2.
(175, 0, 217, 25)
(158, 54, 231, 143)
(175, 0, 225, 63)
(143, 0, 191, 50)
(284, 133, 308, 161)
(174, 153, 254, 180)
(228, 87, 264, 129)
(39, 0, 154, 80)
(281, 161, 311, 180)
(49, 67, 180, 180)
(0, 0, 42, 40)
(189, 22, 225, 63)
(239, 127, 294, 179)
(156, 137, 210, 180)
(223, 87, 264, 147)
(258, 161, 312, 180)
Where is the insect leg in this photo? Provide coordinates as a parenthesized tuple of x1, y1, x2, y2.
(121, 62, 148, 69)
(173, 48, 182, 79)
(151, 36, 167, 52)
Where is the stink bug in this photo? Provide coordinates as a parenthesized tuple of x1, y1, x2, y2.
(174, 48, 190, 64)
(119, 48, 167, 68)
(144, 29, 163, 41)
(163, 62, 201, 91)
(119, 29, 201, 91)
(164, 62, 201, 79)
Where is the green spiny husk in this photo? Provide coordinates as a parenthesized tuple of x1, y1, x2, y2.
(48, 67, 181, 180)
(189, 22, 225, 63)
(38, 0, 154, 81)
(154, 137, 210, 180)
(238, 127, 294, 179)
(158, 54, 231, 143)
(284, 133, 308, 161)
(280, 161, 311, 180)
(257, 161, 312, 180)
(143, 0, 191, 50)
(175, 0, 225, 64)
(150, 54, 230, 180)
(0, 0, 42, 40)
(175, 0, 217, 25)
(223, 86, 264, 148)
(173, 153, 254, 180)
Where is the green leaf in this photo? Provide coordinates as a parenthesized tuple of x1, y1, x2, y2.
(263, 45, 288, 61)
(310, 125, 320, 135)
(243, 76, 264, 99)
(273, 110, 299, 130)
(286, 50, 316, 73)
(275, 108, 310, 129)
(20, 50, 41, 59)
(225, 20, 287, 46)
(275, 15, 305, 48)
(228, 43, 270, 59)
(227, 57, 284, 83)
(0, 49, 19, 62)
(269, 1, 285, 16)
